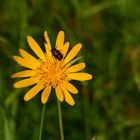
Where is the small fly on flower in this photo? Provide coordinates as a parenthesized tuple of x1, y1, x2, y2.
(51, 48, 63, 61)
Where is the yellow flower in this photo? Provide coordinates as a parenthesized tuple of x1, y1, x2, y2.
(11, 31, 92, 105)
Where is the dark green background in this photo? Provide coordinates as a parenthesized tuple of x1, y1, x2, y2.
(0, 0, 140, 140)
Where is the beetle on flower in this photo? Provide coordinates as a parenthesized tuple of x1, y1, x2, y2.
(11, 31, 92, 105)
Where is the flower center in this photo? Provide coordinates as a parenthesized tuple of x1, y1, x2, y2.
(35, 59, 69, 88)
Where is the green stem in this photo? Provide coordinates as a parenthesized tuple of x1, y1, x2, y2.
(57, 100, 64, 140)
(39, 104, 46, 140)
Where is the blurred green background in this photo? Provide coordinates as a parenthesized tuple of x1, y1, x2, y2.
(0, 0, 140, 140)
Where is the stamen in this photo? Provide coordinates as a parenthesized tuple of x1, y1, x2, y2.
(35, 59, 69, 88)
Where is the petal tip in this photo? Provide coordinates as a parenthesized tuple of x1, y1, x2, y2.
(27, 35, 31, 39)
(59, 30, 64, 33)
(59, 98, 64, 102)
(41, 100, 46, 104)
(19, 48, 24, 54)
(84, 74, 93, 81)
(41, 96, 47, 104)
(78, 43, 82, 48)
(70, 102, 75, 106)
(27, 36, 32, 43)
(44, 31, 47, 34)
(11, 74, 15, 78)
(24, 96, 28, 101)
(13, 55, 17, 60)
(13, 83, 18, 88)
(66, 99, 75, 106)
(44, 31, 48, 38)
(83, 63, 86, 67)
(88, 74, 93, 80)
(24, 93, 31, 101)
(75, 90, 78, 94)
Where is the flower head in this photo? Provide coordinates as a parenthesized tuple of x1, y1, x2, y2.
(11, 31, 92, 105)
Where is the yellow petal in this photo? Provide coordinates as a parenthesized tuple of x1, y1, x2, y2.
(55, 86, 64, 102)
(44, 31, 52, 60)
(61, 42, 69, 57)
(55, 31, 64, 50)
(11, 70, 36, 78)
(68, 63, 86, 72)
(45, 43, 52, 59)
(68, 73, 92, 81)
(63, 43, 82, 64)
(13, 78, 37, 88)
(64, 82, 78, 94)
(61, 86, 75, 106)
(41, 86, 51, 104)
(44, 31, 51, 47)
(24, 83, 43, 101)
(27, 36, 46, 61)
(19, 49, 40, 66)
(13, 56, 36, 69)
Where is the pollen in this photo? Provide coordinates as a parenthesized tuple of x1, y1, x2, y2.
(35, 59, 69, 88)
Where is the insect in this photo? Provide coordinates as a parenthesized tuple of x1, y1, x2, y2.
(51, 49, 63, 60)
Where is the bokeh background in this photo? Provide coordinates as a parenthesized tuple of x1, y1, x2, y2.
(0, 0, 140, 140)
